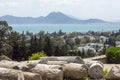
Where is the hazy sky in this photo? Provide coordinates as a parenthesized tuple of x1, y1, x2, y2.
(0, 0, 120, 21)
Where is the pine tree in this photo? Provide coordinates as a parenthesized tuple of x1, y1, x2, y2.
(44, 36, 53, 56)
(37, 37, 43, 52)
(0, 21, 12, 55)
(54, 46, 60, 56)
(12, 41, 21, 61)
(19, 32, 26, 60)
(29, 36, 34, 55)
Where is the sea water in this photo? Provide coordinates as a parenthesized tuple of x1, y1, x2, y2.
(11, 23, 120, 33)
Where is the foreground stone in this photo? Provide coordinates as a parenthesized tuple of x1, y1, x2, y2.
(0, 56, 107, 80)
(85, 61, 104, 79)
(23, 72, 42, 80)
(30, 64, 63, 80)
(21, 60, 41, 69)
(106, 66, 120, 79)
(62, 63, 87, 80)
(39, 56, 84, 64)
(0, 67, 42, 80)
(0, 60, 31, 71)
(47, 61, 68, 65)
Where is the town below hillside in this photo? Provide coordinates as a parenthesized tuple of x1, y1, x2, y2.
(0, 21, 120, 61)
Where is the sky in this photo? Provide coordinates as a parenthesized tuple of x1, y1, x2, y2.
(0, 0, 120, 21)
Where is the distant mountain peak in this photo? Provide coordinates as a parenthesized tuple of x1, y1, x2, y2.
(46, 12, 66, 18)
(48, 12, 64, 15)
(0, 12, 108, 24)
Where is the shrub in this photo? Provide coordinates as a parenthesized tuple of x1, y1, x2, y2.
(106, 47, 120, 63)
(103, 69, 108, 76)
(29, 51, 46, 60)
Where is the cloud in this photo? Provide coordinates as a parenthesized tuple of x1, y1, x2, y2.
(0, 0, 120, 20)
(0, 1, 19, 7)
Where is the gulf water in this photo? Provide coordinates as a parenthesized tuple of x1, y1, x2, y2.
(11, 23, 120, 33)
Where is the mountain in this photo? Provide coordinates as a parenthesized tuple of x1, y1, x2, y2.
(0, 12, 107, 24)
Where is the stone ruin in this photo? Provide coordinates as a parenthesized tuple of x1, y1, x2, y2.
(0, 56, 119, 80)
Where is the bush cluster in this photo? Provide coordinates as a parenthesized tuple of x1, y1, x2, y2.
(29, 51, 46, 60)
(106, 47, 120, 63)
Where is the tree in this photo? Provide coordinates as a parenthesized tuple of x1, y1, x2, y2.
(78, 50, 82, 56)
(81, 48, 85, 58)
(75, 37, 81, 45)
(19, 32, 26, 60)
(0, 21, 12, 55)
(59, 44, 69, 56)
(8, 31, 22, 61)
(58, 29, 65, 36)
(54, 46, 61, 56)
(52, 37, 64, 47)
(29, 35, 38, 54)
(36, 37, 44, 52)
(106, 38, 116, 46)
(7, 31, 20, 58)
(81, 36, 90, 44)
(38, 31, 45, 38)
(44, 36, 53, 56)
(29, 36, 34, 54)
(65, 38, 74, 49)
(12, 41, 21, 61)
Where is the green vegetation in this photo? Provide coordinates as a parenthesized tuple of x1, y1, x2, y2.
(29, 51, 46, 60)
(106, 47, 120, 63)
(0, 21, 12, 56)
(1, 21, 120, 61)
(103, 69, 108, 76)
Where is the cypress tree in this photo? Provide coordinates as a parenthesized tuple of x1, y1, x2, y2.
(54, 46, 60, 56)
(44, 36, 53, 56)
(19, 32, 26, 60)
(12, 42, 21, 61)
(37, 37, 43, 52)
